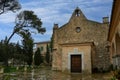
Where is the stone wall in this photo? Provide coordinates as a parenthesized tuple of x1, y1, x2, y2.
(61, 43, 92, 74)
(52, 7, 110, 72)
(35, 41, 50, 56)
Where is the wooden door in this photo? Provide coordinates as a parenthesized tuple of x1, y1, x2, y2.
(71, 55, 82, 73)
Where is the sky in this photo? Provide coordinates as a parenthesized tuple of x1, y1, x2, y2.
(0, 0, 113, 43)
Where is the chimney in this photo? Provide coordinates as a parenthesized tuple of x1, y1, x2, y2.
(53, 24, 58, 30)
(103, 17, 109, 24)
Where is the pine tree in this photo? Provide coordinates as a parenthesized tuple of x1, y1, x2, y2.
(0, 0, 21, 15)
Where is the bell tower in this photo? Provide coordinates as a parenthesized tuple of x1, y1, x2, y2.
(69, 7, 87, 22)
(75, 7, 81, 16)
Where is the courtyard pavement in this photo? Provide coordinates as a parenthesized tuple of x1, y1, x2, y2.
(0, 67, 112, 80)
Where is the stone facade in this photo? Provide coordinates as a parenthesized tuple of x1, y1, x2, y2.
(60, 43, 93, 73)
(108, 0, 120, 69)
(34, 41, 50, 56)
(52, 7, 110, 73)
(34, 41, 51, 63)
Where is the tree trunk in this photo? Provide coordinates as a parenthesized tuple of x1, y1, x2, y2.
(6, 31, 15, 44)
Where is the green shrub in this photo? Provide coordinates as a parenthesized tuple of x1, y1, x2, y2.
(4, 66, 16, 73)
(115, 70, 120, 79)
(111, 77, 117, 80)
(113, 69, 120, 79)
(3, 66, 32, 73)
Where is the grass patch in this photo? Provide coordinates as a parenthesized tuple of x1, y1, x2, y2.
(4, 66, 16, 73)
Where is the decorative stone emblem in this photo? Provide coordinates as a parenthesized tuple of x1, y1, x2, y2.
(74, 48, 78, 53)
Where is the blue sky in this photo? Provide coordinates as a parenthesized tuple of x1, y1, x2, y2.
(0, 0, 113, 43)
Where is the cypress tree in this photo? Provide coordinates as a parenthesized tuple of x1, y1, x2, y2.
(34, 48, 43, 66)
(45, 44, 50, 64)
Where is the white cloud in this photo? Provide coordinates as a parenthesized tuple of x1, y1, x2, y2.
(0, 0, 113, 24)
(0, 0, 113, 42)
(0, 12, 17, 23)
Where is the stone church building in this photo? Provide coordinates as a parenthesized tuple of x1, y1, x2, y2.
(52, 7, 110, 74)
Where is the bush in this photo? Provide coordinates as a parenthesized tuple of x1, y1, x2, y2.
(111, 77, 117, 80)
(4, 66, 16, 73)
(0, 66, 3, 69)
(112, 69, 120, 79)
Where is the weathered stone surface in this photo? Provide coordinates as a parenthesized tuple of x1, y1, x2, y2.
(52, 7, 110, 73)
(61, 44, 92, 74)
